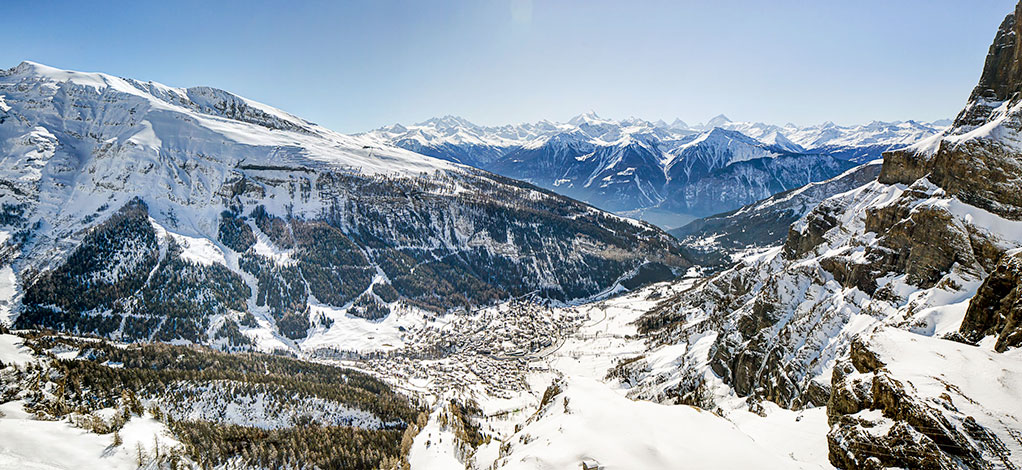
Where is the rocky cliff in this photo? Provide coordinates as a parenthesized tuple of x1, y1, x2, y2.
(882, 3, 1022, 220)
(826, 328, 1021, 470)
(621, 6, 1022, 466)
(959, 248, 1022, 352)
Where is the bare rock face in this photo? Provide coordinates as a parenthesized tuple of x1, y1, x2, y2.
(882, 3, 1022, 221)
(786, 178, 994, 298)
(929, 132, 1022, 221)
(878, 144, 940, 188)
(782, 196, 843, 259)
(858, 184, 993, 291)
(960, 249, 1022, 351)
(954, 4, 1022, 130)
(635, 2, 1022, 415)
(827, 339, 965, 469)
(826, 330, 1021, 470)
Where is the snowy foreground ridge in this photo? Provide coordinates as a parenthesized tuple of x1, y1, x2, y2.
(402, 282, 836, 470)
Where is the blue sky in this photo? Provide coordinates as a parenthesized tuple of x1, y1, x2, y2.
(1, 1, 1016, 132)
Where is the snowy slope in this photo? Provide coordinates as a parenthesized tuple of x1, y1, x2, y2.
(0, 61, 685, 350)
(828, 327, 1022, 469)
(0, 334, 32, 367)
(496, 377, 799, 470)
(0, 401, 183, 470)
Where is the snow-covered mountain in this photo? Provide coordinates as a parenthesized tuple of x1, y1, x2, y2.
(671, 160, 883, 267)
(622, 5, 1022, 467)
(0, 61, 686, 349)
(706, 114, 946, 160)
(365, 112, 944, 227)
(0, 3, 1014, 468)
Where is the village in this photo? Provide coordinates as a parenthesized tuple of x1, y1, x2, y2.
(312, 298, 589, 404)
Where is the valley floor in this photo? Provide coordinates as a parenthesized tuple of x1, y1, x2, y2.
(3, 274, 1020, 469)
(332, 279, 836, 470)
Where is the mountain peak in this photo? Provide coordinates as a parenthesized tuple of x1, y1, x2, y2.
(703, 126, 733, 137)
(568, 110, 608, 126)
(670, 118, 689, 129)
(12, 60, 43, 72)
(10, 60, 58, 75)
(421, 115, 477, 128)
(954, 2, 1022, 130)
(706, 114, 731, 127)
(384, 122, 408, 133)
(759, 130, 804, 153)
(5, 60, 123, 91)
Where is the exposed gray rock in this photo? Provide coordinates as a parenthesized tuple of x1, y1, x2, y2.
(960, 249, 1022, 351)
(826, 331, 1020, 470)
(674, 162, 881, 268)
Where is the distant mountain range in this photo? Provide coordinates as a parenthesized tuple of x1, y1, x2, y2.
(671, 160, 883, 267)
(363, 113, 946, 228)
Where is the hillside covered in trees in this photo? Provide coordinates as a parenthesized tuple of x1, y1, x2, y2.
(0, 329, 424, 469)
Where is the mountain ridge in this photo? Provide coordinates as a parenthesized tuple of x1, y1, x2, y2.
(364, 112, 945, 227)
(621, 4, 1022, 466)
(0, 60, 687, 350)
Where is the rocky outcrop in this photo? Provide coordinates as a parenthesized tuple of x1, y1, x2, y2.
(929, 134, 1022, 221)
(960, 249, 1022, 351)
(827, 329, 1021, 470)
(878, 143, 941, 188)
(673, 162, 883, 268)
(859, 184, 993, 291)
(881, 3, 1022, 221)
(782, 196, 843, 259)
(828, 339, 970, 469)
(954, 5, 1022, 130)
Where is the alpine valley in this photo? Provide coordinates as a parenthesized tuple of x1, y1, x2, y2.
(364, 112, 945, 228)
(1, 2, 1022, 470)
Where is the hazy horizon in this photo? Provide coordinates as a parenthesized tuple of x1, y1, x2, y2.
(2, 0, 1016, 133)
